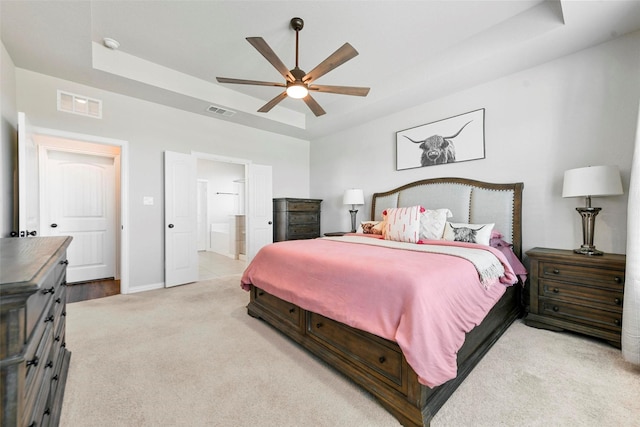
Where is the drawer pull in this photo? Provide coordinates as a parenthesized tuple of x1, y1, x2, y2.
(26, 356, 39, 367)
(52, 374, 59, 382)
(45, 360, 53, 369)
(62, 311, 67, 316)
(553, 288, 560, 293)
(44, 315, 54, 323)
(288, 308, 295, 314)
(316, 323, 323, 329)
(55, 297, 62, 304)
(55, 335, 61, 342)
(258, 291, 264, 296)
(614, 276, 622, 284)
(378, 356, 386, 364)
(60, 259, 69, 265)
(553, 306, 560, 312)
(614, 319, 621, 326)
(552, 269, 560, 274)
(42, 286, 55, 294)
(614, 298, 622, 306)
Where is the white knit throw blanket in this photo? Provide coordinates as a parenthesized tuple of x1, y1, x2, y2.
(323, 235, 505, 289)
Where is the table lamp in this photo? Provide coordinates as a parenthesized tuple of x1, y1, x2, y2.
(562, 165, 623, 255)
(343, 189, 364, 233)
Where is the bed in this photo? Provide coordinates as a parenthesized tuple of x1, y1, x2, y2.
(241, 177, 524, 426)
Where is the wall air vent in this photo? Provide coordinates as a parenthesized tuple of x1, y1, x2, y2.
(57, 90, 102, 119)
(206, 105, 236, 117)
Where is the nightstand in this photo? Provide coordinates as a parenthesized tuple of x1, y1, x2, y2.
(525, 247, 626, 347)
(324, 231, 347, 237)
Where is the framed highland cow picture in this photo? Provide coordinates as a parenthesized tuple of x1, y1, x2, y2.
(396, 108, 485, 171)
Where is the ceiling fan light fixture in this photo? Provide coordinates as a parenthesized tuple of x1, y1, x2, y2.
(286, 83, 308, 99)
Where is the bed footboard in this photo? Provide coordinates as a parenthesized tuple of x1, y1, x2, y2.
(247, 284, 521, 427)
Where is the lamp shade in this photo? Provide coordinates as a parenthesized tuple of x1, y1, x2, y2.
(343, 189, 364, 205)
(562, 165, 623, 198)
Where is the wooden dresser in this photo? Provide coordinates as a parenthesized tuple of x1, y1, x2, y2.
(1, 236, 73, 426)
(273, 198, 322, 242)
(525, 247, 626, 347)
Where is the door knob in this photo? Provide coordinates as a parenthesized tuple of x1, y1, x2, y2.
(51, 223, 58, 228)
(168, 224, 175, 228)
(268, 221, 273, 225)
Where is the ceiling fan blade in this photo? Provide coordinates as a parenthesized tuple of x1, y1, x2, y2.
(258, 91, 288, 113)
(303, 43, 359, 84)
(216, 77, 286, 88)
(303, 94, 326, 117)
(246, 37, 295, 82)
(309, 84, 370, 97)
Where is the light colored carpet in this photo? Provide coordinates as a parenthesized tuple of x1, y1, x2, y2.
(61, 275, 640, 426)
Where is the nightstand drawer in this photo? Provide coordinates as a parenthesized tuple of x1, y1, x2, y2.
(539, 279, 624, 308)
(539, 261, 624, 288)
(539, 298, 622, 332)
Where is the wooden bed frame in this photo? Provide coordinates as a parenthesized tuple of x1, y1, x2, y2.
(247, 177, 524, 426)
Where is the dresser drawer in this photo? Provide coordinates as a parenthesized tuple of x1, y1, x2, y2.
(288, 224, 320, 239)
(539, 261, 624, 288)
(285, 201, 321, 212)
(539, 279, 623, 309)
(25, 283, 56, 342)
(253, 288, 301, 329)
(539, 297, 622, 332)
(288, 212, 319, 225)
(23, 321, 54, 422)
(307, 312, 405, 390)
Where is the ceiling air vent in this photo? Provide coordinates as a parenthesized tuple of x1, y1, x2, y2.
(207, 105, 236, 117)
(57, 90, 102, 119)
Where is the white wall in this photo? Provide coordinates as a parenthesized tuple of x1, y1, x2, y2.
(311, 32, 640, 257)
(0, 42, 17, 237)
(15, 69, 310, 291)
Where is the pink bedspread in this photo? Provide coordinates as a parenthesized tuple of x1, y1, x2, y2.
(240, 237, 518, 387)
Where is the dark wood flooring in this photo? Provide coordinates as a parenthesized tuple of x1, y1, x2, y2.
(66, 278, 120, 303)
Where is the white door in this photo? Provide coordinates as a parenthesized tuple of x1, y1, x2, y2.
(164, 151, 198, 287)
(43, 150, 116, 283)
(17, 112, 40, 237)
(247, 164, 273, 261)
(197, 179, 208, 251)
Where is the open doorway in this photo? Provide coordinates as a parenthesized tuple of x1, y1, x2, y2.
(196, 156, 248, 280)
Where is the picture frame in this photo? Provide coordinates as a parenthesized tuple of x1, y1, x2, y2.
(396, 108, 485, 171)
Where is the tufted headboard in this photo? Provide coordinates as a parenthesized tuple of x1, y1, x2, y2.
(371, 177, 524, 259)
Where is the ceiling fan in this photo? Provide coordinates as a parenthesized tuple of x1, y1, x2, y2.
(216, 17, 370, 117)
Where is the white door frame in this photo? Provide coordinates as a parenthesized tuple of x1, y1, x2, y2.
(197, 179, 209, 251)
(32, 126, 130, 293)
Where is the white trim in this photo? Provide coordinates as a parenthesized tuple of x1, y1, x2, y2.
(191, 151, 252, 166)
(126, 282, 164, 294)
(31, 126, 130, 294)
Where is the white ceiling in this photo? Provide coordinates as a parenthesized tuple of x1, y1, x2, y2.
(2, 1, 640, 140)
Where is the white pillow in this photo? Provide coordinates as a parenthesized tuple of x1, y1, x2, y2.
(443, 222, 495, 246)
(383, 206, 423, 243)
(420, 208, 452, 240)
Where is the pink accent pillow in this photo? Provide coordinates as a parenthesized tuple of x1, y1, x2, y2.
(383, 206, 425, 243)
